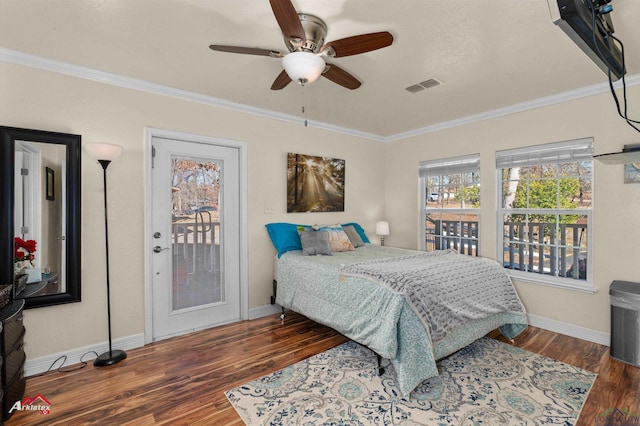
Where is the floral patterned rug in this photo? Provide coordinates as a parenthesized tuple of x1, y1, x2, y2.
(225, 338, 596, 425)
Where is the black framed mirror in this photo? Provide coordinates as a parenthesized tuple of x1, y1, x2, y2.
(1, 126, 81, 308)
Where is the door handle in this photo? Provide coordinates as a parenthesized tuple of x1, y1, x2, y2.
(153, 246, 170, 253)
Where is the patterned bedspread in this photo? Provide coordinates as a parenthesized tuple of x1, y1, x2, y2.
(340, 250, 526, 346)
(275, 245, 528, 396)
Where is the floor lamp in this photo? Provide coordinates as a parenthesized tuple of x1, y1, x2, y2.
(86, 142, 127, 367)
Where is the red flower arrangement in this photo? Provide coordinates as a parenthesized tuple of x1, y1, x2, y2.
(14, 237, 37, 264)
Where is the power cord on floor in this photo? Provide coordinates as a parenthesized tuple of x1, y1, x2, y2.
(32, 351, 100, 376)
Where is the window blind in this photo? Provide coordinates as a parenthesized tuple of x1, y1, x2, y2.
(419, 153, 480, 177)
(495, 138, 593, 169)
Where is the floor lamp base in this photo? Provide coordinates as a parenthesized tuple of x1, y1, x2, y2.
(94, 349, 127, 367)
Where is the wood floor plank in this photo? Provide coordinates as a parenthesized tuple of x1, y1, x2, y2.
(6, 312, 638, 425)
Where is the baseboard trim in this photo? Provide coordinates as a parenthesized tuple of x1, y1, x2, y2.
(248, 304, 283, 320)
(24, 333, 145, 377)
(24, 311, 608, 376)
(25, 307, 280, 377)
(527, 314, 610, 346)
(247, 308, 612, 347)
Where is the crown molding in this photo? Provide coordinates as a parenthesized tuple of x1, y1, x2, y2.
(0, 48, 384, 142)
(1, 47, 637, 143)
(388, 73, 640, 142)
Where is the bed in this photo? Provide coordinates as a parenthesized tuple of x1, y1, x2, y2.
(267, 223, 528, 396)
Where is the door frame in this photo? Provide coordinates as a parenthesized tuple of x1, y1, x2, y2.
(143, 127, 249, 344)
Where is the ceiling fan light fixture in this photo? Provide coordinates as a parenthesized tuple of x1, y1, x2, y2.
(283, 51, 325, 85)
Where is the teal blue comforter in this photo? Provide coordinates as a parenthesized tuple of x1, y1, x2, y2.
(275, 245, 528, 396)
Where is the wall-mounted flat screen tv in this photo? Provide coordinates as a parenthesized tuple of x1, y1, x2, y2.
(548, 0, 625, 80)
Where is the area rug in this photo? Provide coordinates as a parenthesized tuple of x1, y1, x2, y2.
(225, 338, 596, 425)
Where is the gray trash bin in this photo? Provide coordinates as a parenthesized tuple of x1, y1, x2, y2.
(610, 280, 640, 367)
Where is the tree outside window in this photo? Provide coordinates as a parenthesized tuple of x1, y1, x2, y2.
(420, 154, 480, 256)
(497, 139, 593, 287)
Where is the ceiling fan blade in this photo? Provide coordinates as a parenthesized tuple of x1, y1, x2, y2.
(209, 45, 283, 58)
(322, 64, 361, 90)
(322, 31, 393, 58)
(269, 0, 306, 42)
(271, 70, 292, 90)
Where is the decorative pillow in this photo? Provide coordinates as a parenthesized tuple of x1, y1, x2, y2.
(265, 223, 311, 257)
(341, 222, 370, 243)
(342, 225, 364, 248)
(299, 230, 332, 256)
(312, 224, 354, 252)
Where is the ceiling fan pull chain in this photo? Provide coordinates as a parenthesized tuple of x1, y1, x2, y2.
(302, 86, 308, 127)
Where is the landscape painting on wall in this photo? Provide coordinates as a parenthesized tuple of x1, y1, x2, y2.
(287, 153, 345, 212)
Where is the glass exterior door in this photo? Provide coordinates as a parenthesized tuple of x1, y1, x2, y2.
(151, 137, 240, 340)
(171, 157, 223, 311)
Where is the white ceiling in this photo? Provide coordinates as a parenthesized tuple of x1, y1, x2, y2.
(2, 0, 639, 138)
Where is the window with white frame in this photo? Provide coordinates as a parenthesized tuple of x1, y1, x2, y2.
(496, 139, 593, 289)
(420, 154, 480, 256)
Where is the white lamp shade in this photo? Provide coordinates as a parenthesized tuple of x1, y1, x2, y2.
(282, 52, 325, 84)
(376, 221, 390, 236)
(85, 143, 124, 161)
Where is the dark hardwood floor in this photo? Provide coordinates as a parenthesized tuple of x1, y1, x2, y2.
(6, 312, 639, 425)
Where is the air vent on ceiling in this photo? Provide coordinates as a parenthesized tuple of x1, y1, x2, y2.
(405, 84, 424, 93)
(419, 78, 441, 89)
(405, 78, 442, 93)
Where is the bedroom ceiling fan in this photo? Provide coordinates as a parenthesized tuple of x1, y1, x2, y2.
(209, 0, 393, 90)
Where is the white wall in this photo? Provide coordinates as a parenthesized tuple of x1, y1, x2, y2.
(0, 61, 386, 359)
(383, 85, 640, 336)
(3, 55, 638, 364)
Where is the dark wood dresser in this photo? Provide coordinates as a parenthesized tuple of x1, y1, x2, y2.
(0, 299, 26, 421)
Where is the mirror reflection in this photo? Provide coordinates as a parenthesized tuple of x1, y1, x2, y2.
(1, 125, 81, 309)
(13, 141, 67, 298)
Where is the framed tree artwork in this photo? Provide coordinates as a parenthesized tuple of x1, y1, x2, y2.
(287, 153, 345, 212)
